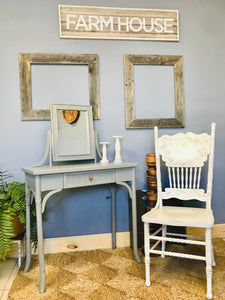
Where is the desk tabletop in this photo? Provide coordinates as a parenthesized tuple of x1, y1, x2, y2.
(22, 162, 137, 175)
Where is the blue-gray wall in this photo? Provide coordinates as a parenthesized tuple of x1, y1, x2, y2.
(0, 1, 225, 238)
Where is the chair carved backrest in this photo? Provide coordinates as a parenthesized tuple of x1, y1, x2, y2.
(154, 123, 216, 210)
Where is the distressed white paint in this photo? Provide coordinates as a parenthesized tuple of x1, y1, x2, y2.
(142, 123, 216, 299)
(99, 142, 109, 164)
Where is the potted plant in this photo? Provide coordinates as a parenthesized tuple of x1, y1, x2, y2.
(0, 170, 37, 260)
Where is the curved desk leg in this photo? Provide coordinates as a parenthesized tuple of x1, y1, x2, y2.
(109, 184, 118, 249)
(35, 176, 45, 293)
(24, 183, 31, 272)
(116, 168, 141, 263)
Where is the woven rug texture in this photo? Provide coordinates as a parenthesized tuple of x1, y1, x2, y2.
(8, 238, 225, 299)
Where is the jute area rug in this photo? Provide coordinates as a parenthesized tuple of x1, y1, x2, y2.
(8, 239, 225, 300)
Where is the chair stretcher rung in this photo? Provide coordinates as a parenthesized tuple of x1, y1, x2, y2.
(151, 240, 161, 250)
(151, 226, 163, 236)
(166, 232, 204, 239)
(149, 235, 206, 246)
(149, 249, 206, 261)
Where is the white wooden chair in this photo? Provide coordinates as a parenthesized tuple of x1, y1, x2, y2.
(142, 123, 216, 299)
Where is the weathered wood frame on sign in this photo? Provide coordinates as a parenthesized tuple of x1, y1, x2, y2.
(19, 53, 100, 120)
(123, 54, 185, 128)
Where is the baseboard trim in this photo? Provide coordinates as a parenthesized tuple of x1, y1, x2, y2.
(7, 224, 225, 258)
(6, 231, 131, 258)
(43, 231, 131, 254)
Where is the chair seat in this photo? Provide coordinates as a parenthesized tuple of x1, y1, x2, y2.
(142, 206, 214, 228)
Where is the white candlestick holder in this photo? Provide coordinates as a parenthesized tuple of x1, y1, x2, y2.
(100, 142, 109, 164)
(113, 136, 123, 163)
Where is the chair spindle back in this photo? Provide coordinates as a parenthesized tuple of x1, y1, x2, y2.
(154, 123, 216, 209)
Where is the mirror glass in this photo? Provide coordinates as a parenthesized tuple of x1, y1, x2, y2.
(50, 103, 96, 161)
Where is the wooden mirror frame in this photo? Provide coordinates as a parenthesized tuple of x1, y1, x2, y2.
(123, 54, 185, 128)
(19, 53, 100, 120)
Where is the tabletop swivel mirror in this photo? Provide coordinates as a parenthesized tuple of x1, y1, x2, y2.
(51, 103, 96, 163)
(34, 103, 98, 167)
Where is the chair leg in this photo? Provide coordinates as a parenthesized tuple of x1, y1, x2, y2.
(161, 225, 167, 258)
(144, 222, 150, 286)
(211, 245, 216, 267)
(205, 228, 213, 299)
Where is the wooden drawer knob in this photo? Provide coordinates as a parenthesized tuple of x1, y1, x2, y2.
(89, 176, 93, 181)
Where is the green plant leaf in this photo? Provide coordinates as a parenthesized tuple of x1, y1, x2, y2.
(0, 170, 37, 256)
(0, 210, 15, 260)
(18, 211, 26, 225)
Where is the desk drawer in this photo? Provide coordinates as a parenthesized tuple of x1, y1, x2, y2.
(64, 170, 114, 188)
(116, 168, 133, 181)
(41, 174, 63, 191)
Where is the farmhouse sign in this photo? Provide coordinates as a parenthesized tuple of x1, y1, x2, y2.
(59, 5, 179, 41)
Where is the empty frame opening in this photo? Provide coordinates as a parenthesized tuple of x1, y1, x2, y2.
(31, 64, 89, 109)
(134, 65, 175, 119)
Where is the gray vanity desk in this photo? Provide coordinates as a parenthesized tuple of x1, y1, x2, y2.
(23, 104, 141, 293)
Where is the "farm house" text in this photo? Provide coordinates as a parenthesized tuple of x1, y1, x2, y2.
(66, 15, 174, 33)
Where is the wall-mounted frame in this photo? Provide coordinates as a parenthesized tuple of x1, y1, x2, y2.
(123, 54, 184, 128)
(50, 103, 96, 162)
(19, 53, 100, 120)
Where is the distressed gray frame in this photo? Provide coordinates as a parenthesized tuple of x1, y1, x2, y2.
(123, 54, 185, 128)
(19, 53, 100, 120)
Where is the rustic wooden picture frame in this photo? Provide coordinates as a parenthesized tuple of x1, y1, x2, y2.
(19, 53, 100, 120)
(123, 54, 184, 128)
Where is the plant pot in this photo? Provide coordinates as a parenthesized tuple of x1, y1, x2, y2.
(13, 214, 25, 237)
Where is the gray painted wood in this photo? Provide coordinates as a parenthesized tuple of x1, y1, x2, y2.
(50, 103, 96, 162)
(23, 162, 141, 293)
